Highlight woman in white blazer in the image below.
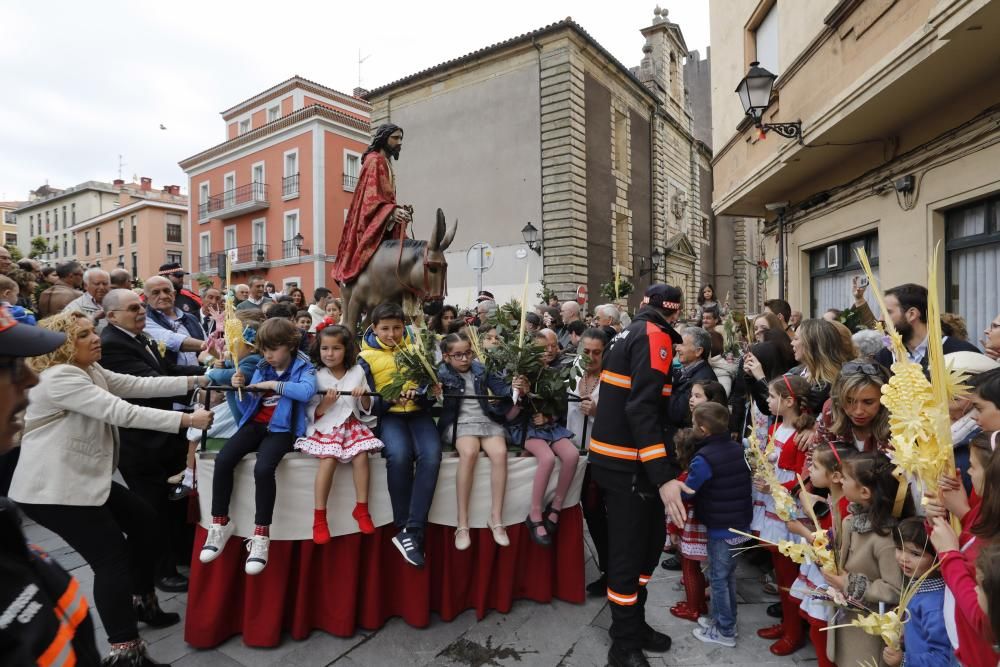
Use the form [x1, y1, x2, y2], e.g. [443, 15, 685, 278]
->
[9, 311, 214, 666]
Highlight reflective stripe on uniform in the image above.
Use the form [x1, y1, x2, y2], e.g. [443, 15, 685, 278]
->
[38, 578, 88, 667]
[638, 574, 651, 587]
[589, 439, 639, 461]
[607, 588, 638, 605]
[661, 384, 672, 397]
[600, 370, 631, 389]
[638, 444, 666, 462]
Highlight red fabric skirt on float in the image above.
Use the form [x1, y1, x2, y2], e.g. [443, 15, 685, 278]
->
[183, 454, 587, 648]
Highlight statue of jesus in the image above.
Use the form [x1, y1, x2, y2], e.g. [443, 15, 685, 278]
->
[332, 123, 412, 285]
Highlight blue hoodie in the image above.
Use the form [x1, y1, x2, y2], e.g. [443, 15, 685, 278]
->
[235, 351, 316, 436]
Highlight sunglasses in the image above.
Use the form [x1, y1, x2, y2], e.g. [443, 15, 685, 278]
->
[841, 361, 887, 380]
[111, 304, 145, 314]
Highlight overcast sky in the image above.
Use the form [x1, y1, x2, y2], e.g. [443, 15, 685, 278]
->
[0, 1, 709, 202]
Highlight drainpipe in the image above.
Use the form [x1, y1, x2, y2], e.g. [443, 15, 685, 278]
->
[532, 37, 544, 287]
[777, 211, 786, 302]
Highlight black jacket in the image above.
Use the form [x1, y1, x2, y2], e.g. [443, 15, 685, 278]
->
[875, 335, 982, 375]
[99, 324, 201, 449]
[0, 499, 100, 666]
[667, 359, 719, 428]
[590, 307, 683, 488]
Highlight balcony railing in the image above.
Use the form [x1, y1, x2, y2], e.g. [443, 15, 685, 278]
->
[198, 182, 269, 221]
[282, 238, 303, 259]
[343, 173, 358, 190]
[198, 243, 269, 273]
[282, 173, 299, 198]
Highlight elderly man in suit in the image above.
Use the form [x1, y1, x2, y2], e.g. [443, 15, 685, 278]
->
[101, 288, 205, 593]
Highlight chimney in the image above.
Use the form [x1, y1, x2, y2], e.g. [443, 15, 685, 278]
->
[140, 177, 152, 191]
[162, 185, 171, 193]
[113, 179, 125, 188]
[169, 185, 181, 195]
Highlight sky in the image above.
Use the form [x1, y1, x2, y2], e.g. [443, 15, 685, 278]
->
[0, 1, 709, 202]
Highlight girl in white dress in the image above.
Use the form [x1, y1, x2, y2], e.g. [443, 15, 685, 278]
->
[295, 324, 383, 542]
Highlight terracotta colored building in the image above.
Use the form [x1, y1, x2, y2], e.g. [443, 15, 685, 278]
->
[179, 76, 372, 296]
[72, 179, 188, 282]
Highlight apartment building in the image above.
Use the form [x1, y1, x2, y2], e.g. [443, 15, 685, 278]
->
[13, 181, 120, 261]
[709, 0, 1000, 338]
[179, 76, 371, 296]
[0, 201, 24, 248]
[72, 179, 188, 283]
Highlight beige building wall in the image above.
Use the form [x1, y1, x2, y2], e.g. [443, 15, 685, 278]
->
[709, 0, 1000, 336]
[13, 184, 121, 261]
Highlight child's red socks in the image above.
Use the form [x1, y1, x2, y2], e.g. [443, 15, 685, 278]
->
[313, 509, 331, 544]
[352, 503, 375, 534]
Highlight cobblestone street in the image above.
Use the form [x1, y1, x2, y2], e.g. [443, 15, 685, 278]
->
[24, 517, 821, 667]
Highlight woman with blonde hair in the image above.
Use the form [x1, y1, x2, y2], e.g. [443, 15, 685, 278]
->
[9, 311, 214, 666]
[789, 319, 855, 415]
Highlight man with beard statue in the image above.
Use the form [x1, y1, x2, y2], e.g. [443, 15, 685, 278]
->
[589, 284, 692, 667]
[332, 123, 413, 285]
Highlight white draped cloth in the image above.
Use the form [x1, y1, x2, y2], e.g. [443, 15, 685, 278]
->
[196, 452, 588, 540]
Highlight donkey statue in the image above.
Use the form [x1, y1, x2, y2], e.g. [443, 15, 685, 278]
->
[340, 207, 457, 331]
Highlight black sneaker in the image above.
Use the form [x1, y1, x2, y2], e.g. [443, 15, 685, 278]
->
[392, 530, 425, 568]
[766, 601, 783, 618]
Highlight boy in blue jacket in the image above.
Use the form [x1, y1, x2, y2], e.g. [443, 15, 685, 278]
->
[683, 402, 753, 648]
[883, 518, 957, 666]
[198, 317, 316, 575]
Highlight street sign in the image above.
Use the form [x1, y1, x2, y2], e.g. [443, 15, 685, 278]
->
[576, 285, 588, 305]
[466, 242, 495, 295]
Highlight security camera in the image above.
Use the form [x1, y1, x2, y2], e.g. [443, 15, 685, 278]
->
[765, 201, 790, 211]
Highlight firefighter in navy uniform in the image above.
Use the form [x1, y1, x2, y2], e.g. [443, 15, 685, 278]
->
[1, 499, 100, 666]
[0, 306, 101, 666]
[589, 284, 692, 667]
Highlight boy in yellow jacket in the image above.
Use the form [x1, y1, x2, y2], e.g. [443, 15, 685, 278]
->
[360, 302, 439, 567]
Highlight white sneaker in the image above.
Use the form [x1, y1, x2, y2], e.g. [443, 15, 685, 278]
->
[199, 521, 235, 563]
[245, 535, 270, 575]
[693, 624, 737, 648]
[697, 616, 739, 638]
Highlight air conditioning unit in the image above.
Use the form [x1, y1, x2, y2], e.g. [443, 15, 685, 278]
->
[826, 245, 840, 268]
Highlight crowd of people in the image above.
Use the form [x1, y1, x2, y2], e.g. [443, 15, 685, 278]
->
[2, 243, 1000, 667]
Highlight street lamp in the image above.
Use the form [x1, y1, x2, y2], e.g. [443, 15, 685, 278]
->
[638, 248, 662, 277]
[521, 221, 542, 255]
[735, 62, 802, 143]
[293, 232, 309, 255]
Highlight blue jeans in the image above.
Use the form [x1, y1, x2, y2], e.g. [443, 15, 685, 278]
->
[380, 412, 442, 532]
[707, 537, 739, 637]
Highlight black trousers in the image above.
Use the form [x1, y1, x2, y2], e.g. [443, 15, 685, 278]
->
[592, 465, 666, 650]
[211, 421, 294, 526]
[581, 464, 609, 574]
[117, 434, 190, 578]
[19, 482, 157, 644]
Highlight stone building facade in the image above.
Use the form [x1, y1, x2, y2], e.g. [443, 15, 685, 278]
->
[366, 10, 709, 311]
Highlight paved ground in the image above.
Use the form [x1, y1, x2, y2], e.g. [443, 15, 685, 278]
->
[22, 518, 821, 667]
